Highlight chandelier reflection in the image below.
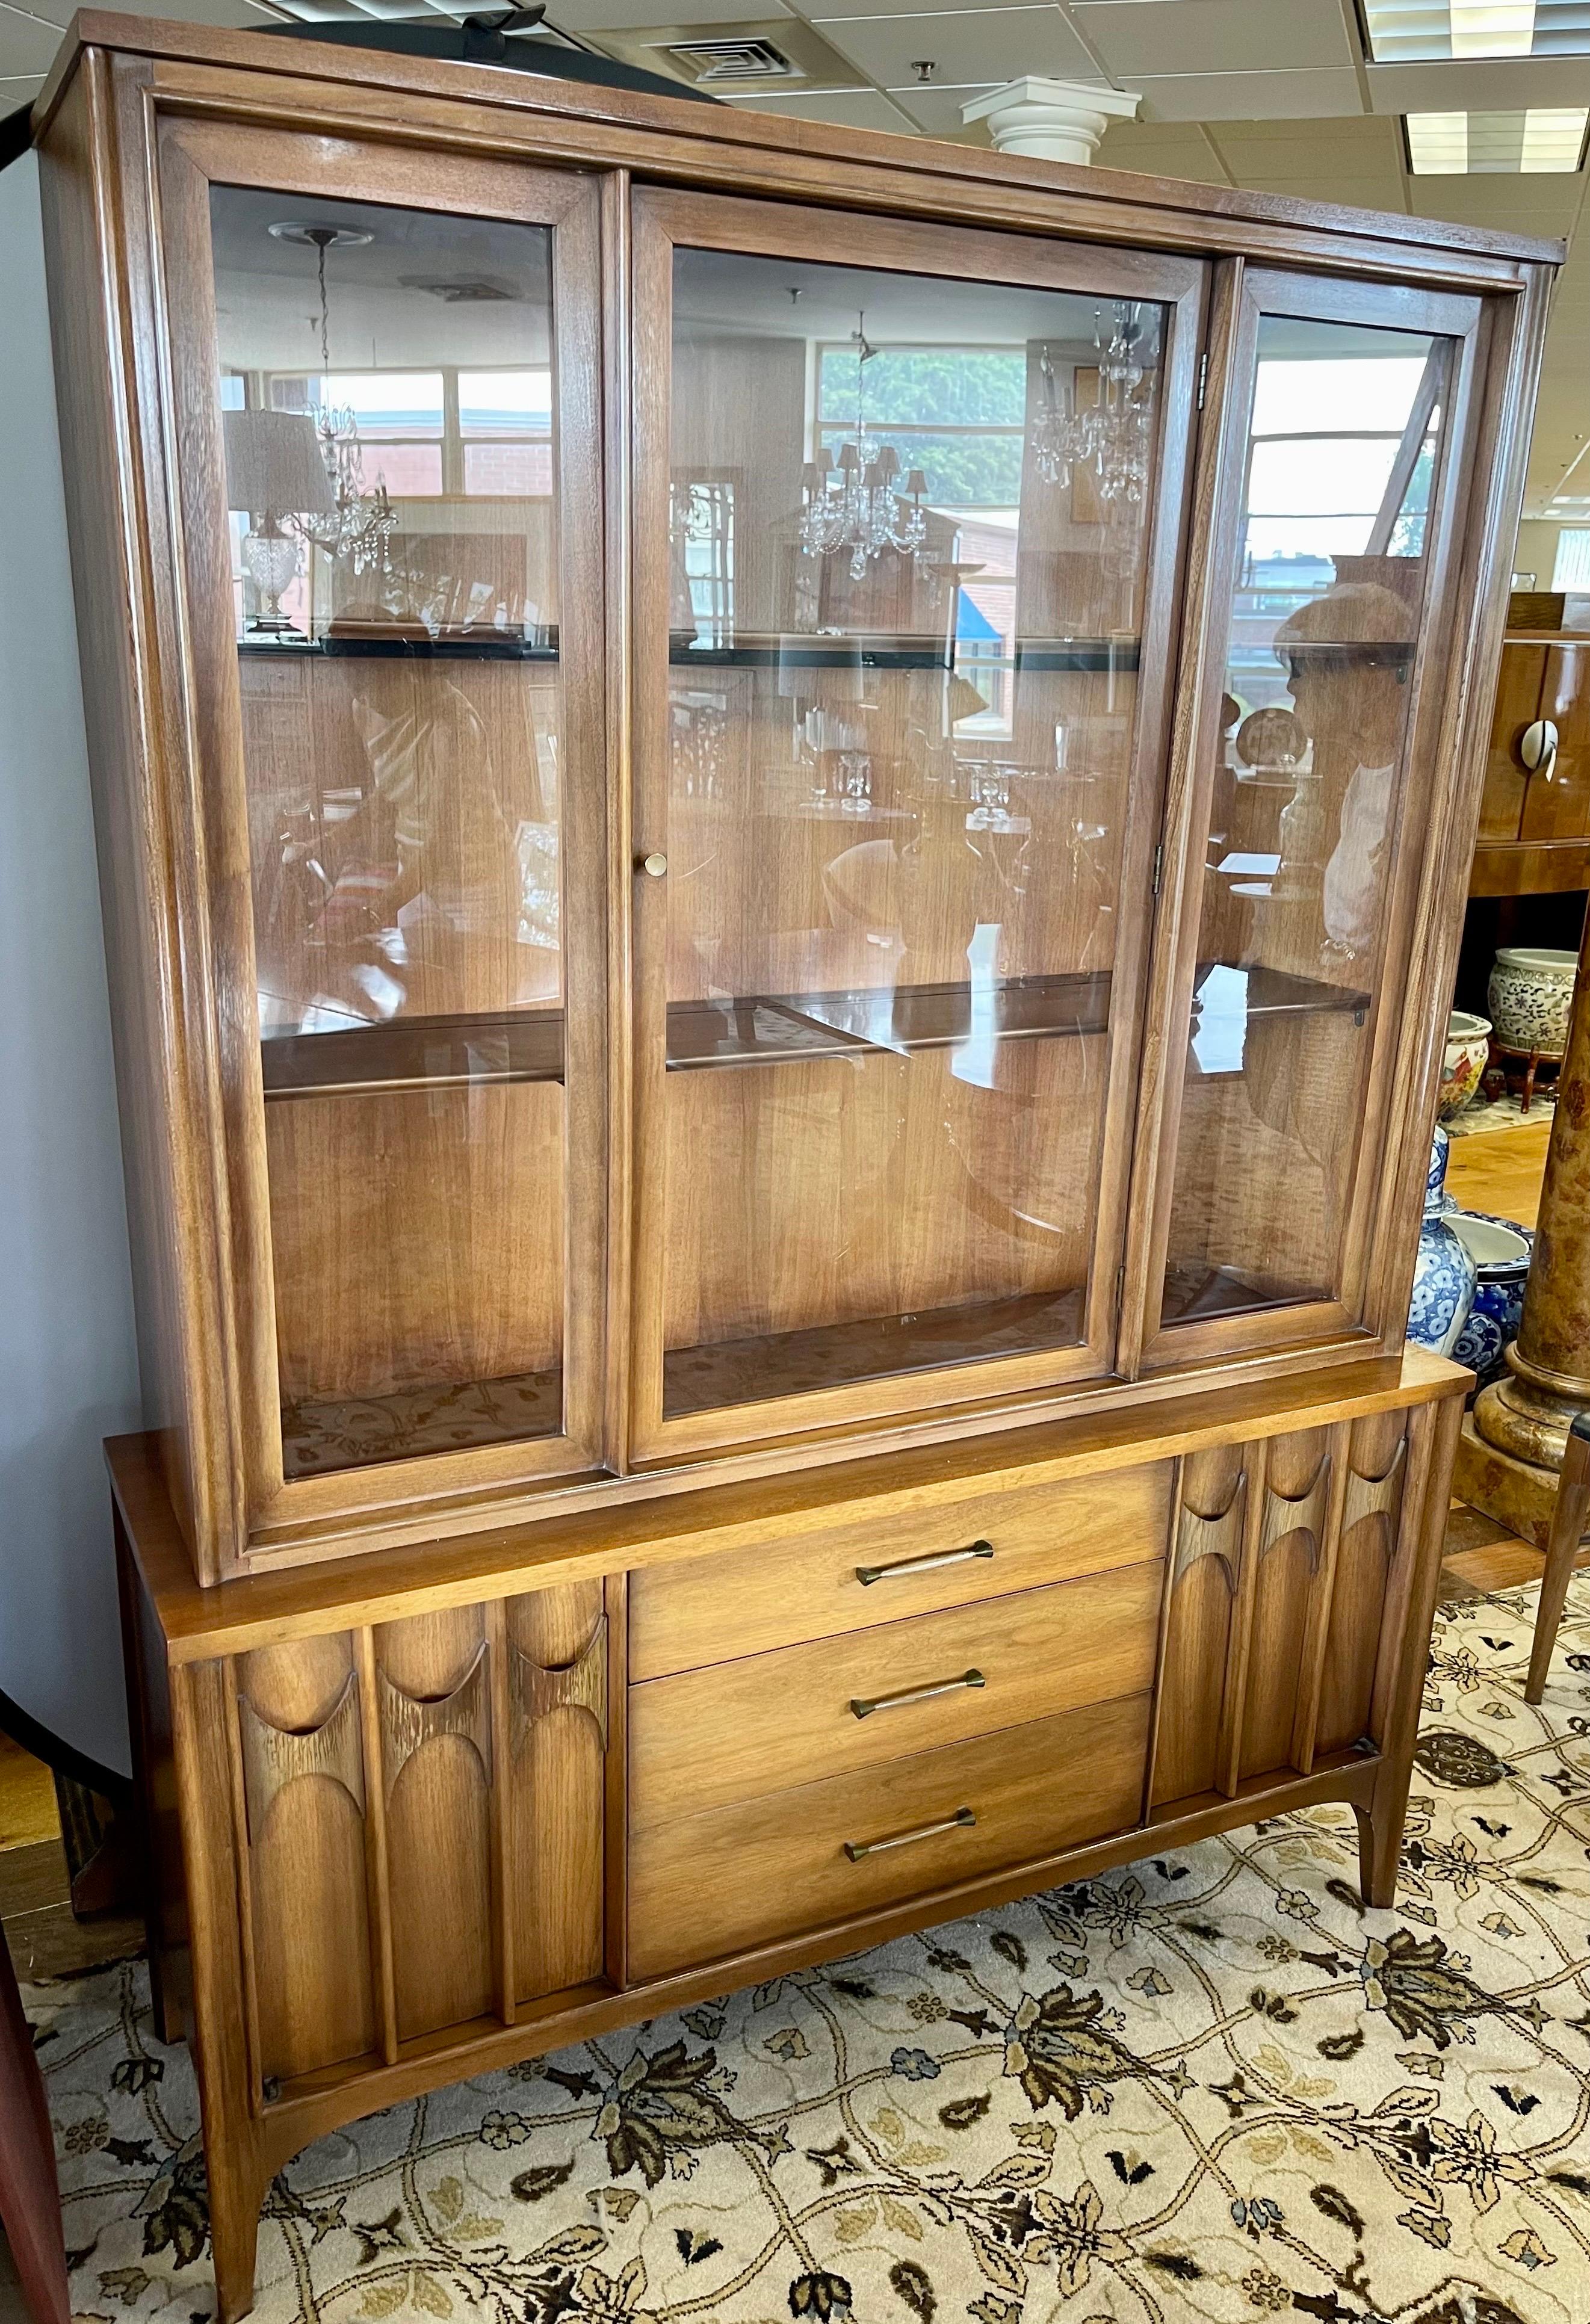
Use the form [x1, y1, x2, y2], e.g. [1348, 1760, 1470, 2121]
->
[1033, 303, 1155, 509]
[799, 314, 930, 579]
[270, 221, 400, 576]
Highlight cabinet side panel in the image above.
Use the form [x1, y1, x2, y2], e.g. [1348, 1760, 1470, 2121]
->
[37, 67, 203, 1556]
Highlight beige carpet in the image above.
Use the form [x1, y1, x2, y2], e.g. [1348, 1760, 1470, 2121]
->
[30, 1574, 1590, 2324]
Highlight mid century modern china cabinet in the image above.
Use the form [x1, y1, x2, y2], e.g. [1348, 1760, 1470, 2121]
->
[34, 11, 1556, 2311]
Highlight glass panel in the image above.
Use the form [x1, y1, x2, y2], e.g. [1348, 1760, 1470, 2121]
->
[658, 246, 1172, 1418]
[1159, 314, 1452, 1329]
[209, 187, 566, 1477]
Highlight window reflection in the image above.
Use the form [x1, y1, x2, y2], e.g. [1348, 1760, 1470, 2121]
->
[659, 247, 1170, 1415]
[209, 185, 568, 1475]
[1161, 317, 1450, 1330]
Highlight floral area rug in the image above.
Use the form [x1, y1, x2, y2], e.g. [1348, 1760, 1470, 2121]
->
[32, 1572, 1590, 2324]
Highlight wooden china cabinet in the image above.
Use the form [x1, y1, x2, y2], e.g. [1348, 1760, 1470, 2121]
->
[34, 13, 1555, 2313]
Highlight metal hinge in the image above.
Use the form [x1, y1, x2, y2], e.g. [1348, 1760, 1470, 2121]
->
[1196, 350, 1208, 410]
[1152, 840, 1164, 896]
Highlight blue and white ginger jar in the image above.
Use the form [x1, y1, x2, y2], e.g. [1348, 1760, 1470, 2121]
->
[1449, 1209, 1533, 1386]
[1408, 1126, 1477, 1358]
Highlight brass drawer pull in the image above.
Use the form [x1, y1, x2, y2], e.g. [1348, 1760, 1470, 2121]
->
[856, 1539, 994, 1586]
[844, 1806, 976, 1863]
[850, 1668, 985, 1720]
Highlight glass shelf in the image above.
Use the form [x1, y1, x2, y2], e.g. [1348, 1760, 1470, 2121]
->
[667, 632, 1142, 675]
[260, 1009, 565, 1102]
[667, 972, 1115, 1071]
[238, 631, 558, 662]
[255, 964, 1371, 1102]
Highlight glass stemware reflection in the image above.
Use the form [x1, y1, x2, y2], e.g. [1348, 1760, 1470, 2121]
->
[838, 752, 873, 815]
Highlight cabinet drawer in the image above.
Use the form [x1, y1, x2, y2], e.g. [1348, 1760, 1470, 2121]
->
[629, 1559, 1163, 1830]
[629, 1463, 1170, 1680]
[630, 1691, 1150, 1981]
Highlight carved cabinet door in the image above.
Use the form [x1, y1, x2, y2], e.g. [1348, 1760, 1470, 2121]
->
[1149, 1408, 1415, 1811]
[229, 1578, 614, 2092]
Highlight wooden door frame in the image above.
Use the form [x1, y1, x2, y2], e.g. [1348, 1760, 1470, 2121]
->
[623, 185, 1210, 1464]
[1116, 264, 1501, 1379]
[149, 114, 613, 1566]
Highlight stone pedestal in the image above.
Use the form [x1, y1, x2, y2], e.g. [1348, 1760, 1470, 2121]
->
[1464, 909, 1590, 1536]
[961, 77, 1140, 166]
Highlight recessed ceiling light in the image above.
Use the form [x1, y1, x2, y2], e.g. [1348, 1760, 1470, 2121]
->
[1364, 1, 1590, 59]
[1405, 105, 1589, 170]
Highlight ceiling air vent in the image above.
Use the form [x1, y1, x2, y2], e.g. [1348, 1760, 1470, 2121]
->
[663, 34, 803, 82]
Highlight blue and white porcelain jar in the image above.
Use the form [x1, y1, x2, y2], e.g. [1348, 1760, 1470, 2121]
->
[1408, 1127, 1477, 1357]
[1449, 1209, 1533, 1386]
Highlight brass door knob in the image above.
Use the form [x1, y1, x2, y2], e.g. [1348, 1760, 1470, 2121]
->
[636, 850, 668, 878]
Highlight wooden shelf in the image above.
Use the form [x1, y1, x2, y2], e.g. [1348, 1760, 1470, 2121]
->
[663, 1285, 1087, 1417]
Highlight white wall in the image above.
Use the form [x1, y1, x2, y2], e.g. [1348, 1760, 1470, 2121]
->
[0, 153, 141, 1778]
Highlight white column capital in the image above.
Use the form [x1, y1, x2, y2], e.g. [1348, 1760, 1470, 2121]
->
[960, 76, 1141, 165]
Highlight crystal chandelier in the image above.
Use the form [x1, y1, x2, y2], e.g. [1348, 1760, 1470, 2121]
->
[1032, 304, 1155, 509]
[799, 314, 930, 580]
[270, 221, 400, 577]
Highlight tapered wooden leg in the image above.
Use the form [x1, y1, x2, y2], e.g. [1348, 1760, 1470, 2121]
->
[1353, 1799, 1400, 1911]
[206, 2146, 269, 2324]
[1526, 1412, 1590, 1704]
[0, 1930, 71, 2324]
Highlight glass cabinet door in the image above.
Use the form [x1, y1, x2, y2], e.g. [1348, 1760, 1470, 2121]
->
[630, 193, 1204, 1451]
[1140, 272, 1481, 1361]
[161, 131, 605, 1500]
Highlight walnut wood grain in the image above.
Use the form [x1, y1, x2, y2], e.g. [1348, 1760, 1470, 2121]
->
[629, 1691, 1151, 1980]
[630, 1463, 1168, 1678]
[629, 1560, 1163, 1830]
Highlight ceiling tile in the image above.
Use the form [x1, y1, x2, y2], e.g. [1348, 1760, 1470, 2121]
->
[0, 12, 60, 73]
[1366, 55, 1590, 110]
[1208, 111, 1391, 146]
[1070, 0, 1351, 79]
[1135, 63, 1363, 117]
[719, 83, 915, 125]
[1097, 122, 1233, 176]
[881, 78, 998, 129]
[1409, 179, 1582, 230]
[549, 0, 791, 28]
[819, 6, 1098, 88]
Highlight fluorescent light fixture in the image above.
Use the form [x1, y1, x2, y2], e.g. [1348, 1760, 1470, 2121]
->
[1405, 105, 1588, 168]
[1364, 0, 1590, 59]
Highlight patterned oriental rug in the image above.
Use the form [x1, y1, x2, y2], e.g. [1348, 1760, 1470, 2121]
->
[31, 1574, 1590, 2324]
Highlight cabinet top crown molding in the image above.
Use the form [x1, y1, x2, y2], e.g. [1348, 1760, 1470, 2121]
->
[34, 8, 1564, 276]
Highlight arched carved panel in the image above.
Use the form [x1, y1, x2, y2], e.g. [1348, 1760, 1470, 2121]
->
[1317, 1429, 1409, 1757]
[237, 1670, 365, 1840]
[377, 1642, 493, 1798]
[1151, 1454, 1246, 1808]
[513, 1616, 609, 1751]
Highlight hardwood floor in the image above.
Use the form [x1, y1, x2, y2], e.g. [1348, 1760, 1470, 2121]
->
[0, 1738, 143, 1983]
[1444, 1119, 1551, 1228]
